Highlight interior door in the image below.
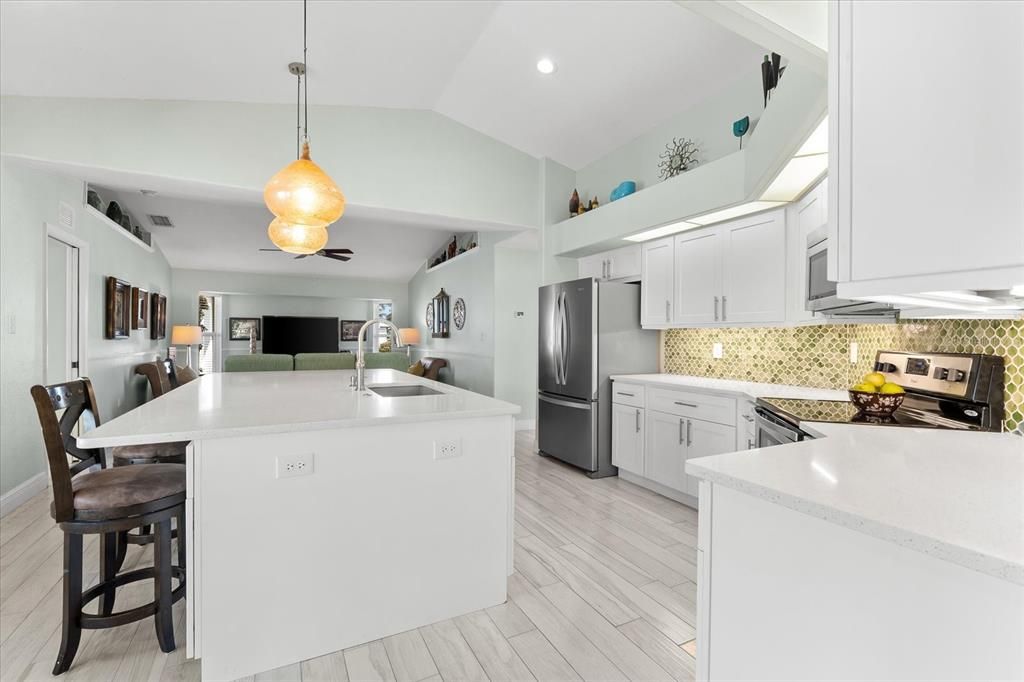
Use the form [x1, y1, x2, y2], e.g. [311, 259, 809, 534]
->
[645, 409, 686, 492]
[46, 236, 80, 384]
[641, 238, 674, 326]
[559, 278, 595, 400]
[721, 212, 787, 323]
[674, 230, 721, 324]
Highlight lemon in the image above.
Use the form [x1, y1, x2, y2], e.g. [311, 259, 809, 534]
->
[851, 383, 877, 393]
[863, 372, 887, 388]
[879, 383, 905, 394]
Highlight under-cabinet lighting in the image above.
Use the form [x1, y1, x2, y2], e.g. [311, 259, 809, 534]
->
[1011, 284, 1024, 297]
[623, 220, 701, 242]
[688, 201, 786, 226]
[759, 154, 828, 202]
[920, 291, 997, 305]
[851, 294, 1000, 312]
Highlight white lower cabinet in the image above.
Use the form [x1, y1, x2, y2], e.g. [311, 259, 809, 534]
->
[645, 409, 688, 492]
[684, 418, 736, 497]
[611, 402, 644, 472]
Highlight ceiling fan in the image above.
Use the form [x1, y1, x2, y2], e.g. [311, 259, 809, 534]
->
[259, 247, 353, 262]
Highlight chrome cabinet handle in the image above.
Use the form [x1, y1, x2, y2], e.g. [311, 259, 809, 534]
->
[742, 414, 754, 422]
[714, 296, 719, 321]
[674, 401, 698, 408]
[606, 259, 613, 279]
[602, 260, 608, 279]
[635, 409, 641, 433]
[722, 295, 727, 320]
[747, 438, 755, 449]
[686, 419, 692, 447]
[617, 391, 635, 397]
[679, 418, 684, 445]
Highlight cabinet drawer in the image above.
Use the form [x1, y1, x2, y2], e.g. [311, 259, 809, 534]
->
[611, 382, 645, 407]
[647, 387, 736, 426]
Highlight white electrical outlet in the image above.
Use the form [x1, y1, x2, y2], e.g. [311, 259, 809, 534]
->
[276, 453, 314, 478]
[849, 342, 859, 364]
[712, 342, 724, 359]
[434, 439, 461, 460]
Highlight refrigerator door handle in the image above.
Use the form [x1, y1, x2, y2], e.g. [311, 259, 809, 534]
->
[539, 393, 592, 410]
[559, 290, 569, 386]
[552, 290, 562, 384]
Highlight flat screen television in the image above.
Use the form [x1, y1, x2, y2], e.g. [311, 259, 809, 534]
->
[262, 315, 339, 355]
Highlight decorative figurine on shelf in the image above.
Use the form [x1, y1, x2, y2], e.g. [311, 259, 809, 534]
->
[657, 138, 700, 180]
[761, 52, 785, 108]
[447, 236, 457, 259]
[733, 116, 750, 149]
[589, 197, 599, 211]
[610, 181, 636, 202]
[569, 189, 580, 217]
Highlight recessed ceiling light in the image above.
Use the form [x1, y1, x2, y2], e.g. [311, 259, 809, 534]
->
[536, 58, 556, 75]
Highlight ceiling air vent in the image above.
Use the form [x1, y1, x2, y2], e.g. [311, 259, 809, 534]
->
[147, 214, 174, 227]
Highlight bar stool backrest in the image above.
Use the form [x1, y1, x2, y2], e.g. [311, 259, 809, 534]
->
[29, 378, 107, 523]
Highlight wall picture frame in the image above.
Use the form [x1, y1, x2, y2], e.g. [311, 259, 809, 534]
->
[105, 277, 131, 339]
[131, 287, 148, 330]
[229, 317, 261, 341]
[150, 293, 167, 340]
[340, 320, 363, 342]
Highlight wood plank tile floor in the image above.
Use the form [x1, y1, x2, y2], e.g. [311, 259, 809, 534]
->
[0, 432, 699, 681]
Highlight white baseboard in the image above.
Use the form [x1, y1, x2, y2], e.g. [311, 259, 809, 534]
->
[515, 419, 535, 431]
[0, 472, 48, 518]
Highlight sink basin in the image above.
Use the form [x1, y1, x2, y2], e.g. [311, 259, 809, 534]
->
[368, 384, 444, 398]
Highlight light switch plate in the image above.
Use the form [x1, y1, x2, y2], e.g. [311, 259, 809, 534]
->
[712, 342, 723, 359]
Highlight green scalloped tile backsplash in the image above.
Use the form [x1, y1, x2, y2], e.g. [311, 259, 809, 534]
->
[663, 320, 1024, 433]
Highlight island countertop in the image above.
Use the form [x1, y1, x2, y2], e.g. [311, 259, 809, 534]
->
[79, 369, 520, 448]
[687, 425, 1024, 585]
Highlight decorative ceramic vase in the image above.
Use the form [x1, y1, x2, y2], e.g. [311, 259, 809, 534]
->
[610, 181, 636, 202]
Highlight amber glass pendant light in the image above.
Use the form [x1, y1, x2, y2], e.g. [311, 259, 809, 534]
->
[264, 0, 345, 254]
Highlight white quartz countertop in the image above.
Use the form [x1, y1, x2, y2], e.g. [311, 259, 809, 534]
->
[79, 369, 520, 448]
[688, 425, 1024, 585]
[611, 374, 848, 402]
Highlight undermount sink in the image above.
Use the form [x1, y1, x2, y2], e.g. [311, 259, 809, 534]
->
[368, 384, 444, 398]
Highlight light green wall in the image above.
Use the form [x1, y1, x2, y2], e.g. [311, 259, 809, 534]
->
[574, 71, 764, 207]
[0, 96, 541, 229]
[0, 159, 172, 496]
[494, 246, 540, 421]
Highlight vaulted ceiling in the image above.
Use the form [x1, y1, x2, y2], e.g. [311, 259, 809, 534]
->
[0, 0, 766, 169]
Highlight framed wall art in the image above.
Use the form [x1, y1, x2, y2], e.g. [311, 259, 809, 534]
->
[105, 277, 131, 339]
[150, 293, 167, 340]
[229, 317, 261, 341]
[340, 320, 363, 342]
[131, 287, 148, 330]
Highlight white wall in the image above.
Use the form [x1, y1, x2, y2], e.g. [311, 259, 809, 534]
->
[0, 96, 541, 230]
[0, 158, 172, 497]
[574, 71, 764, 206]
[493, 245, 540, 423]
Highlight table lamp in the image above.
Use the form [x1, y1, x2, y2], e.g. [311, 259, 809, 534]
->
[170, 325, 202, 368]
[398, 328, 420, 358]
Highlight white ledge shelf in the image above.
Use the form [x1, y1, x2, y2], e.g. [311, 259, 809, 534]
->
[425, 244, 479, 273]
[84, 204, 155, 253]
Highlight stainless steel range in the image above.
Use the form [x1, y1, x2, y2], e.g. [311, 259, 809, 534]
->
[755, 350, 1006, 447]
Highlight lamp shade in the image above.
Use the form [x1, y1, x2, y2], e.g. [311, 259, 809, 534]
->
[267, 218, 329, 255]
[264, 142, 346, 227]
[398, 328, 421, 345]
[170, 325, 202, 345]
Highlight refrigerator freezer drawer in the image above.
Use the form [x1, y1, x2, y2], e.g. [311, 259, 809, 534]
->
[537, 393, 598, 472]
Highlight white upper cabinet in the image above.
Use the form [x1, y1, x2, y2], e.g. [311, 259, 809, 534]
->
[640, 208, 789, 328]
[787, 178, 827, 324]
[641, 238, 674, 326]
[578, 245, 641, 282]
[720, 211, 787, 323]
[674, 230, 721, 325]
[830, 0, 1024, 293]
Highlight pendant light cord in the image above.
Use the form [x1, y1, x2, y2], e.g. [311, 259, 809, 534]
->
[303, 0, 308, 144]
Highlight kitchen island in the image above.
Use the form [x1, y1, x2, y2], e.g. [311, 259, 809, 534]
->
[686, 425, 1023, 681]
[78, 369, 520, 681]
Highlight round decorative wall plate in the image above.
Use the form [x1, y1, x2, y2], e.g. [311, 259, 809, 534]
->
[453, 298, 466, 330]
[425, 302, 434, 330]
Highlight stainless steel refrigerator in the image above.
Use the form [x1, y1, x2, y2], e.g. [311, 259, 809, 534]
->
[537, 277, 657, 478]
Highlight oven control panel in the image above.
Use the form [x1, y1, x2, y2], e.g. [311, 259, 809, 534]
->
[875, 351, 974, 398]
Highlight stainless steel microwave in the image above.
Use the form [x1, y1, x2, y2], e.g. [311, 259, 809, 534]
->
[805, 225, 895, 316]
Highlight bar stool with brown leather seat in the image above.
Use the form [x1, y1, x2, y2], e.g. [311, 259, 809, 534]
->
[112, 359, 195, 467]
[30, 378, 185, 675]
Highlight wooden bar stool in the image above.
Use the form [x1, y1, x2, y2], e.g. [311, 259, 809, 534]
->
[30, 378, 186, 675]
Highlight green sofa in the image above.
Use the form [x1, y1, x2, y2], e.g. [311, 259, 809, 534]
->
[294, 353, 356, 371]
[223, 354, 294, 372]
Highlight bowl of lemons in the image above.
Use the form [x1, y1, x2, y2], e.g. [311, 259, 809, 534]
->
[849, 372, 906, 416]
